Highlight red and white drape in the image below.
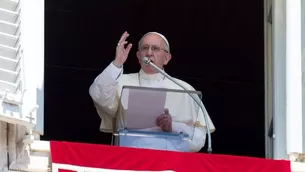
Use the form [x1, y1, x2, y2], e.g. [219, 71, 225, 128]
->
[50, 141, 291, 172]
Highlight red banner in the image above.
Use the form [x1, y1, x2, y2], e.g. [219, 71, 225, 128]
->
[50, 141, 291, 172]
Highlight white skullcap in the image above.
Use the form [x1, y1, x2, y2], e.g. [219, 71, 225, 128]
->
[139, 32, 170, 52]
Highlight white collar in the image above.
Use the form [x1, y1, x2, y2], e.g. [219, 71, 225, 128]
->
[139, 69, 165, 82]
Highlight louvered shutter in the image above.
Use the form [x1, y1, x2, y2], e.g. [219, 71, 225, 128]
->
[0, 0, 44, 135]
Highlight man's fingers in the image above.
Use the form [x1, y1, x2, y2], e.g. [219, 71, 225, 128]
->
[156, 115, 167, 126]
[156, 115, 163, 126]
[158, 116, 171, 125]
[159, 119, 170, 126]
[157, 114, 167, 121]
[125, 43, 132, 54]
[156, 111, 171, 127]
[116, 41, 126, 49]
[159, 120, 172, 132]
[156, 115, 172, 132]
[118, 32, 127, 42]
[119, 31, 129, 43]
[164, 108, 169, 114]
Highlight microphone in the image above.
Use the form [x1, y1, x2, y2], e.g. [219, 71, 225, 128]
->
[142, 57, 212, 153]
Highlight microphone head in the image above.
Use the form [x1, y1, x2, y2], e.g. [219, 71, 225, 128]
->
[142, 57, 151, 65]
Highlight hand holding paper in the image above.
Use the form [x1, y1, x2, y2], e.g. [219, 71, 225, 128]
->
[156, 108, 172, 132]
[124, 87, 167, 129]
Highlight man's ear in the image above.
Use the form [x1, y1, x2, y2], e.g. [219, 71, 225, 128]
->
[136, 51, 141, 63]
[163, 53, 172, 65]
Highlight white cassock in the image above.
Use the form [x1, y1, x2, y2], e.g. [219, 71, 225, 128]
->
[89, 62, 216, 152]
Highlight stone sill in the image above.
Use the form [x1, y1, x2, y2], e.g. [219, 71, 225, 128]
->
[291, 162, 305, 172]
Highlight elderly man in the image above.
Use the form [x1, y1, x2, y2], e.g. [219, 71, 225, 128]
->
[89, 31, 215, 152]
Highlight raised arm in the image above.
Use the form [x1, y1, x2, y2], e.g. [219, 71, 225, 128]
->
[89, 62, 123, 116]
[89, 31, 133, 118]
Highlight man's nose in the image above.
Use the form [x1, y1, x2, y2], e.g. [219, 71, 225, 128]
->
[145, 48, 153, 57]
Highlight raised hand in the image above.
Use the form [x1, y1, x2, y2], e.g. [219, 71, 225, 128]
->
[113, 31, 133, 68]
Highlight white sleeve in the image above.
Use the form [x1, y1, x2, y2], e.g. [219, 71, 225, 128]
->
[89, 61, 123, 117]
[171, 122, 206, 152]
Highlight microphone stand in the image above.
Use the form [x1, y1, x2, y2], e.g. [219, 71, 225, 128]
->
[143, 57, 212, 153]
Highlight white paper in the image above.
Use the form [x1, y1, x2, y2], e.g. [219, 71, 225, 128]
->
[125, 88, 167, 129]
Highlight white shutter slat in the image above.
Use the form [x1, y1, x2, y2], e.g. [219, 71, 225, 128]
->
[0, 44, 18, 59]
[0, 56, 18, 71]
[0, 0, 18, 11]
[0, 8, 18, 23]
[0, 81, 17, 93]
[0, 21, 18, 35]
[0, 32, 18, 47]
[0, 68, 18, 83]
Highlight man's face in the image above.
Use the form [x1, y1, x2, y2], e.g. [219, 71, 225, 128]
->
[137, 34, 171, 74]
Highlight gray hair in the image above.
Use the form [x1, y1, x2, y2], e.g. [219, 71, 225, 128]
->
[138, 32, 170, 52]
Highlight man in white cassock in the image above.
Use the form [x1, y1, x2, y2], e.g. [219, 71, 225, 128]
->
[89, 31, 215, 152]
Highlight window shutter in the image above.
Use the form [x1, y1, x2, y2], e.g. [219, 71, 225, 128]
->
[0, 0, 44, 136]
